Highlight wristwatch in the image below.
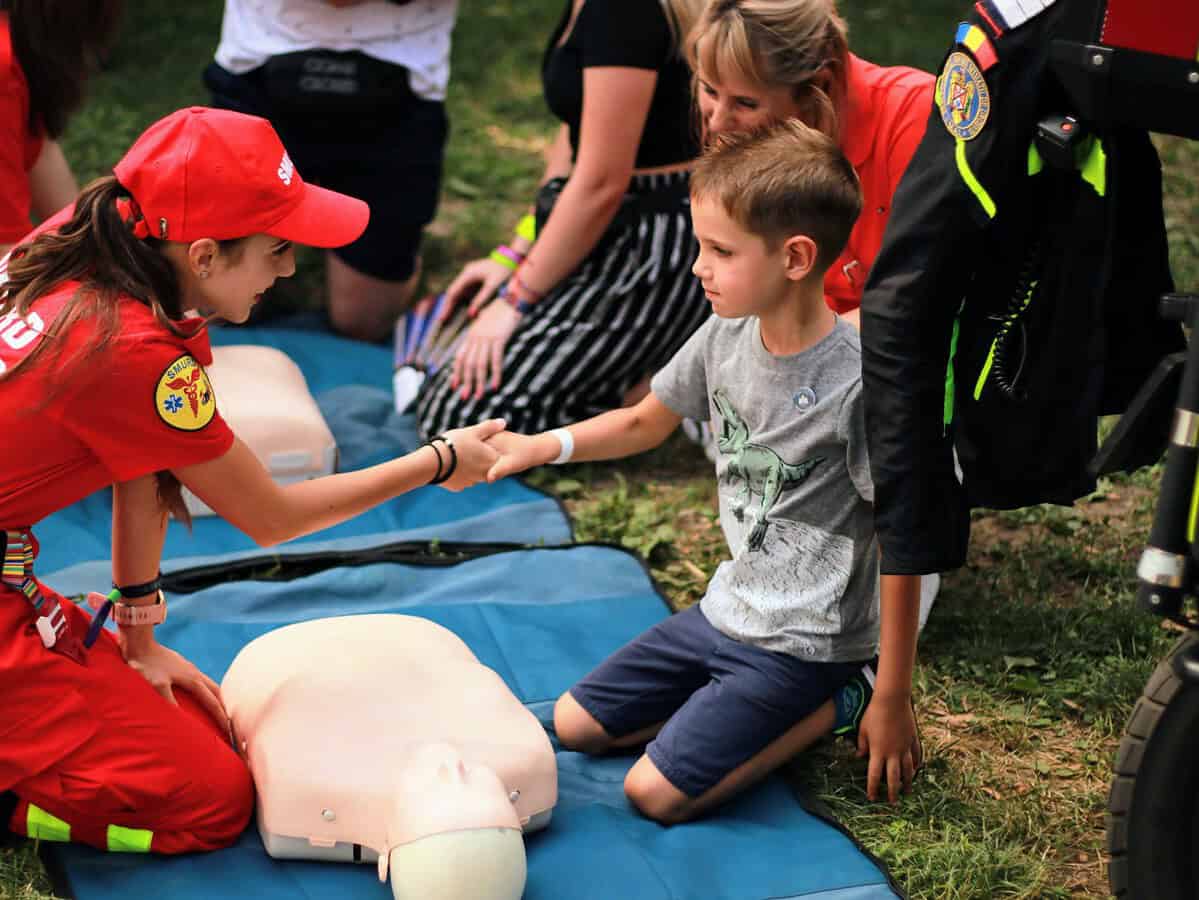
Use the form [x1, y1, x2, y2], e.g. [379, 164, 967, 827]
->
[111, 590, 168, 626]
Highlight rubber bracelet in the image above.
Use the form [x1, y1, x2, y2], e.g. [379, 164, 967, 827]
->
[488, 246, 521, 271]
[515, 213, 536, 243]
[498, 282, 535, 316]
[113, 574, 162, 599]
[429, 435, 458, 485]
[549, 428, 574, 464]
[424, 440, 445, 485]
[511, 269, 545, 302]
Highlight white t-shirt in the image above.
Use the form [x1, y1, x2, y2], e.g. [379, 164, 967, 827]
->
[214, 0, 458, 101]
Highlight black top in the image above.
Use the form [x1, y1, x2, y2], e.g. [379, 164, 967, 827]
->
[858, 0, 1183, 574]
[542, 0, 697, 168]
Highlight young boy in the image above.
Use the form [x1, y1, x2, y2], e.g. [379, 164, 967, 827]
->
[486, 121, 922, 824]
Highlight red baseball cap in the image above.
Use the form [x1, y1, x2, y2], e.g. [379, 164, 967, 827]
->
[113, 107, 369, 247]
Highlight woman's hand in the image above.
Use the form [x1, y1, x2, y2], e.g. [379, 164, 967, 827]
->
[451, 300, 522, 400]
[442, 257, 513, 321]
[436, 418, 508, 491]
[119, 633, 228, 730]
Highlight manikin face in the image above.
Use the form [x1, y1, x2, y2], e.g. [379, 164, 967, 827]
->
[696, 67, 807, 137]
[690, 195, 793, 321]
[196, 234, 295, 323]
[385, 743, 525, 900]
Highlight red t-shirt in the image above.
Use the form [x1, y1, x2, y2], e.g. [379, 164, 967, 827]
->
[0, 283, 234, 528]
[826, 54, 934, 314]
[0, 13, 44, 246]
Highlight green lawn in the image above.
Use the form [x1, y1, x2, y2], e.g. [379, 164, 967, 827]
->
[2, 1, 1197, 898]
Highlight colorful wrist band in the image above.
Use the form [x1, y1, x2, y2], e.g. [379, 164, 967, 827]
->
[515, 213, 536, 243]
[498, 282, 535, 316]
[549, 428, 574, 464]
[489, 245, 523, 271]
[511, 270, 545, 302]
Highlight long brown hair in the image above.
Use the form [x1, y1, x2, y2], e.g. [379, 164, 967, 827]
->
[4, 0, 125, 138]
[1, 175, 239, 524]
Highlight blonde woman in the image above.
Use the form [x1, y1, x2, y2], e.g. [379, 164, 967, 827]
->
[416, 0, 705, 437]
[685, 0, 934, 327]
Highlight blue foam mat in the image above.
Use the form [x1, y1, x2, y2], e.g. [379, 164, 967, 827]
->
[45, 546, 901, 900]
[34, 327, 572, 596]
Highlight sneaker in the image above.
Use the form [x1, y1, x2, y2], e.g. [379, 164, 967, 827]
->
[832, 659, 877, 737]
[681, 418, 719, 464]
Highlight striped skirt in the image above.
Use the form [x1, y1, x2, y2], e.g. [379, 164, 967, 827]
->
[415, 170, 708, 437]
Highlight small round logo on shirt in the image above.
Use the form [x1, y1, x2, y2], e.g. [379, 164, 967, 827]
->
[792, 388, 817, 411]
[938, 51, 990, 141]
[156, 354, 215, 431]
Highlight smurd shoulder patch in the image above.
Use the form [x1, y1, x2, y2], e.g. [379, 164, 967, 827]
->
[155, 354, 216, 431]
[938, 51, 991, 141]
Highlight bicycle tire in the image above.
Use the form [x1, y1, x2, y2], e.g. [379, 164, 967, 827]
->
[1107, 632, 1199, 897]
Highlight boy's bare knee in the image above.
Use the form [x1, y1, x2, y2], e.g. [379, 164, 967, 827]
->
[623, 757, 694, 826]
[553, 692, 612, 753]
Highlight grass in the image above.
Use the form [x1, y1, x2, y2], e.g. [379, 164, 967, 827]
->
[2, 0, 1197, 898]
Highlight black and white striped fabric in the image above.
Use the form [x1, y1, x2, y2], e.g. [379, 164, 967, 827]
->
[416, 171, 708, 437]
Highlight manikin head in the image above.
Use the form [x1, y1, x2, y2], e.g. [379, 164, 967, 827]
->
[382, 742, 526, 900]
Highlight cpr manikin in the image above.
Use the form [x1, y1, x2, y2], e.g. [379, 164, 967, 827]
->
[221, 615, 557, 900]
[183, 344, 337, 516]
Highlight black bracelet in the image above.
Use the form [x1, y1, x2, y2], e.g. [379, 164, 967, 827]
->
[113, 573, 162, 600]
[424, 440, 445, 485]
[428, 434, 457, 485]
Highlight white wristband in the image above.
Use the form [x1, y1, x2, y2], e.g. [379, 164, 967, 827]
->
[549, 428, 574, 464]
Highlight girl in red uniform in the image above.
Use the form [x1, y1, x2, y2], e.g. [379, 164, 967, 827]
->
[0, 106, 505, 854]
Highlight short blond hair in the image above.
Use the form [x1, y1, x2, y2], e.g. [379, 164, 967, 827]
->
[690, 120, 861, 273]
[685, 0, 850, 139]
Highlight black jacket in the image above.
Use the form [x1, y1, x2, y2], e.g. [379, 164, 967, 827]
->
[860, 0, 1184, 575]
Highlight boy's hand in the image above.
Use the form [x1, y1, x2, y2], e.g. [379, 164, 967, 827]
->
[856, 692, 919, 804]
[486, 431, 560, 482]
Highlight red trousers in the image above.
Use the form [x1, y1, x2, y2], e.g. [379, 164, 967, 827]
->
[1, 584, 253, 853]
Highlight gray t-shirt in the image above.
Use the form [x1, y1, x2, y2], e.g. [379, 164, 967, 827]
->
[652, 316, 879, 662]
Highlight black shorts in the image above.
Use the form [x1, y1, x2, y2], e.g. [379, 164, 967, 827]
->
[204, 60, 447, 282]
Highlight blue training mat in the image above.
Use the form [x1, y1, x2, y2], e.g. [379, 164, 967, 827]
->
[33, 326, 573, 597]
[44, 545, 901, 900]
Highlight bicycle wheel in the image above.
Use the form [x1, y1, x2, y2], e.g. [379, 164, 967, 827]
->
[1108, 632, 1199, 897]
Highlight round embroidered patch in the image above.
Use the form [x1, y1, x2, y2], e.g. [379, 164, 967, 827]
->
[155, 354, 215, 431]
[939, 51, 991, 141]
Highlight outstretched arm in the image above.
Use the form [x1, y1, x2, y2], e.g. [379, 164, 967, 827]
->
[488, 392, 682, 481]
[174, 419, 507, 547]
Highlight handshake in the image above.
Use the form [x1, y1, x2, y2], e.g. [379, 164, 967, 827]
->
[426, 419, 566, 492]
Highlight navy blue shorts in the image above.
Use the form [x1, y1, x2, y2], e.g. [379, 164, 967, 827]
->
[569, 605, 864, 797]
[204, 62, 446, 282]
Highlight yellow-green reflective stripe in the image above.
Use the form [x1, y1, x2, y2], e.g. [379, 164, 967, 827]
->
[26, 804, 70, 842]
[944, 314, 962, 431]
[1078, 138, 1107, 196]
[107, 824, 153, 853]
[973, 339, 998, 400]
[1188, 465, 1199, 545]
[955, 139, 996, 218]
[1027, 142, 1044, 176]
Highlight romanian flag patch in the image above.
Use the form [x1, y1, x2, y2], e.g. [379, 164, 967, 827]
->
[955, 21, 999, 70]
